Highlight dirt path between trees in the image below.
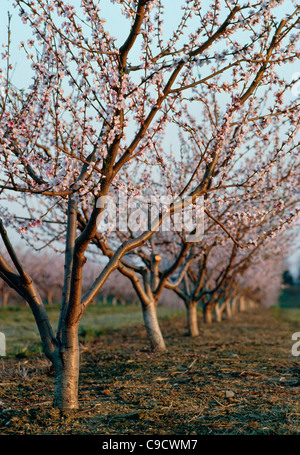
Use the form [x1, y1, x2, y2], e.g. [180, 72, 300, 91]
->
[0, 307, 299, 435]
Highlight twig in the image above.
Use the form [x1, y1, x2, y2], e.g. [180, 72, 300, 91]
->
[173, 358, 198, 375]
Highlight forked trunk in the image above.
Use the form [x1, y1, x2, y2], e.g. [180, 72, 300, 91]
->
[53, 324, 80, 410]
[203, 305, 213, 324]
[142, 299, 166, 352]
[186, 301, 199, 336]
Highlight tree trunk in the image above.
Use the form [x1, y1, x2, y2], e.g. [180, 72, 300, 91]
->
[231, 297, 237, 315]
[2, 291, 9, 307]
[239, 295, 246, 312]
[203, 305, 213, 324]
[47, 290, 53, 306]
[142, 299, 166, 352]
[53, 324, 80, 410]
[186, 301, 199, 336]
[248, 298, 255, 309]
[224, 299, 232, 318]
[214, 304, 222, 322]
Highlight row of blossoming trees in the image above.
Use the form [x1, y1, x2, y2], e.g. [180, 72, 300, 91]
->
[0, 249, 147, 306]
[0, 0, 299, 410]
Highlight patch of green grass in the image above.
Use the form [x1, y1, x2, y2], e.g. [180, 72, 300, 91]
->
[78, 305, 185, 341]
[270, 306, 300, 327]
[0, 302, 184, 356]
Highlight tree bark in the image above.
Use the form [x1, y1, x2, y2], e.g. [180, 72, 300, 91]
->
[53, 324, 80, 410]
[142, 299, 166, 352]
[231, 297, 237, 315]
[47, 290, 53, 306]
[224, 299, 232, 318]
[248, 298, 255, 309]
[214, 304, 222, 322]
[239, 295, 246, 312]
[2, 291, 9, 307]
[186, 301, 199, 336]
[203, 305, 213, 324]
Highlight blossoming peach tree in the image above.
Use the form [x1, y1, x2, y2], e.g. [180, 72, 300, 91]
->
[0, 0, 299, 410]
[85, 44, 300, 343]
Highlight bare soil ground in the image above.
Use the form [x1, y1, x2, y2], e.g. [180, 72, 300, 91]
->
[0, 307, 300, 435]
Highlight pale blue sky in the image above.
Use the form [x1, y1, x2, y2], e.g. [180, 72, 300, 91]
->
[1, 0, 298, 87]
[0, 0, 299, 270]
